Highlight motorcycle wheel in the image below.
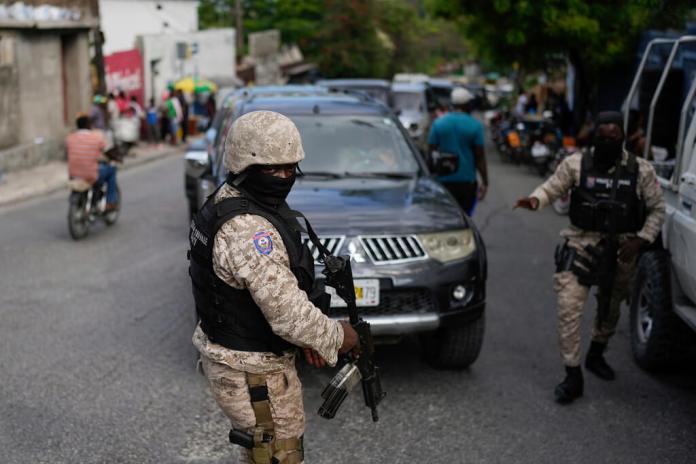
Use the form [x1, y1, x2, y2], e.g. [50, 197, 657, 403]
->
[68, 192, 89, 240]
[103, 185, 121, 226]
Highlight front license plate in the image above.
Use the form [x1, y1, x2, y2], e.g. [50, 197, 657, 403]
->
[326, 279, 380, 308]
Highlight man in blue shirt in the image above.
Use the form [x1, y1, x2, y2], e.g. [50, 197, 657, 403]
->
[428, 87, 488, 215]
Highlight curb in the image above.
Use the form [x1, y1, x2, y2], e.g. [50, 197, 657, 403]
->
[0, 146, 182, 209]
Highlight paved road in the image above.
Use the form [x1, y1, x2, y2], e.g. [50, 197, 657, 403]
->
[1, 152, 695, 463]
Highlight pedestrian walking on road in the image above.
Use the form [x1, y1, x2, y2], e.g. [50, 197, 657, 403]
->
[428, 87, 489, 216]
[145, 98, 159, 145]
[514, 111, 665, 404]
[176, 89, 190, 143]
[188, 110, 359, 464]
[89, 95, 108, 130]
[106, 93, 120, 129]
[166, 92, 182, 145]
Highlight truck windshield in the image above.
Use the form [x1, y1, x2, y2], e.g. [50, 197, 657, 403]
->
[290, 114, 420, 176]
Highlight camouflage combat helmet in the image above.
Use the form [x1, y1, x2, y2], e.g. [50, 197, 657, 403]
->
[224, 110, 305, 174]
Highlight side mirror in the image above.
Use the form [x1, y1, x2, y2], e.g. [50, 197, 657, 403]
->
[431, 151, 459, 176]
[185, 149, 211, 177]
[205, 127, 217, 145]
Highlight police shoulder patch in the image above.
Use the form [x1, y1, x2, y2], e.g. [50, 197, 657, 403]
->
[253, 230, 273, 255]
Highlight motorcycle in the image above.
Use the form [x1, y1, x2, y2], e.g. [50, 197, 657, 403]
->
[67, 152, 122, 240]
[491, 112, 524, 164]
[519, 113, 562, 176]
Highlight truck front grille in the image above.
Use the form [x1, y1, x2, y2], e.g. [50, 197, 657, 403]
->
[327, 289, 436, 317]
[302, 236, 345, 262]
[359, 235, 427, 264]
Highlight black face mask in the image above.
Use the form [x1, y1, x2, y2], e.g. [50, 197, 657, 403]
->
[593, 137, 623, 170]
[240, 169, 296, 208]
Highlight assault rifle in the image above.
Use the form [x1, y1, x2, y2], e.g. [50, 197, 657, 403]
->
[318, 255, 385, 422]
[572, 163, 624, 324]
[579, 233, 619, 324]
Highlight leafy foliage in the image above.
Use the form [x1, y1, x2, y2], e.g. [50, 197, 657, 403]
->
[197, 0, 470, 78]
[428, 0, 692, 74]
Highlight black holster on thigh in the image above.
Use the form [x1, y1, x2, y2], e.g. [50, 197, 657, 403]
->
[229, 373, 304, 464]
[555, 241, 596, 287]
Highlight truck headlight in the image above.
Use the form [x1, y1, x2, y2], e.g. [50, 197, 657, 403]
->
[417, 229, 476, 263]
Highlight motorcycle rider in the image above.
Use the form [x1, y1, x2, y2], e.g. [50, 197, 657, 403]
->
[66, 114, 119, 210]
[514, 111, 665, 403]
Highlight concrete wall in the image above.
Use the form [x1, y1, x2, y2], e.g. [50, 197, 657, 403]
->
[0, 31, 19, 150]
[62, 32, 92, 125]
[99, 0, 198, 54]
[15, 32, 65, 144]
[0, 28, 92, 172]
[139, 28, 235, 102]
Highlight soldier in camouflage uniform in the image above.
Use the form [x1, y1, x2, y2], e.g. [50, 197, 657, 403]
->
[516, 112, 665, 404]
[189, 111, 359, 463]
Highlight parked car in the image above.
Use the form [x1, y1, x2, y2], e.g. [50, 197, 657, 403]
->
[427, 78, 454, 110]
[316, 78, 392, 106]
[189, 87, 488, 368]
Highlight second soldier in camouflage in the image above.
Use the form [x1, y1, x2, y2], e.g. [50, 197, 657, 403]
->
[515, 111, 665, 404]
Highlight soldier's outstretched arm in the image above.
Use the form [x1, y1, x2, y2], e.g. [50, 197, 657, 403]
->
[214, 216, 344, 365]
[529, 154, 579, 209]
[636, 161, 666, 243]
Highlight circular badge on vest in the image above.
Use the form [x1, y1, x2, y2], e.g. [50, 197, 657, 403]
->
[253, 230, 273, 255]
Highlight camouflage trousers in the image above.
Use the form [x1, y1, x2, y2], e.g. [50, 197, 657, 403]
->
[201, 357, 305, 464]
[553, 243, 637, 367]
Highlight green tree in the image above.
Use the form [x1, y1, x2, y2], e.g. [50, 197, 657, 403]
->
[429, 0, 693, 128]
[317, 0, 390, 78]
[199, 0, 324, 56]
[197, 0, 472, 78]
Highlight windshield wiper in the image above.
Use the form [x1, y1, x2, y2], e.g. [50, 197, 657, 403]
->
[350, 119, 376, 128]
[343, 172, 416, 179]
[300, 171, 344, 179]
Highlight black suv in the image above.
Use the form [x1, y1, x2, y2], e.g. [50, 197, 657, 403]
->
[190, 87, 487, 368]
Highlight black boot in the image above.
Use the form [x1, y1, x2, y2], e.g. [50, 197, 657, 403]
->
[554, 366, 584, 404]
[585, 341, 615, 381]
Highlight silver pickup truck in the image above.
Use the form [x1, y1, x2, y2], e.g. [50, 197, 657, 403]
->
[623, 36, 696, 370]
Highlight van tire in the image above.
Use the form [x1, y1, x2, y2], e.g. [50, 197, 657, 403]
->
[630, 250, 688, 371]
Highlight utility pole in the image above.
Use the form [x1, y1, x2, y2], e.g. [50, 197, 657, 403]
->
[91, 0, 106, 94]
[235, 0, 243, 64]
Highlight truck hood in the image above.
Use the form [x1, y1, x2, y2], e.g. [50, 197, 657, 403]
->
[287, 176, 466, 236]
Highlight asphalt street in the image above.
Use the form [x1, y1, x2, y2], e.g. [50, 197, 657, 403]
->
[1, 150, 695, 464]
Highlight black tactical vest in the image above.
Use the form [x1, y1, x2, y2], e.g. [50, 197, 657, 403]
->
[569, 152, 646, 234]
[188, 184, 331, 355]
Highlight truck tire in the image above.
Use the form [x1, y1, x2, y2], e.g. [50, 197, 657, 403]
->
[421, 314, 485, 369]
[630, 250, 688, 371]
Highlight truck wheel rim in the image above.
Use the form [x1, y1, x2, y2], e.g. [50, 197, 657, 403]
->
[637, 292, 654, 344]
